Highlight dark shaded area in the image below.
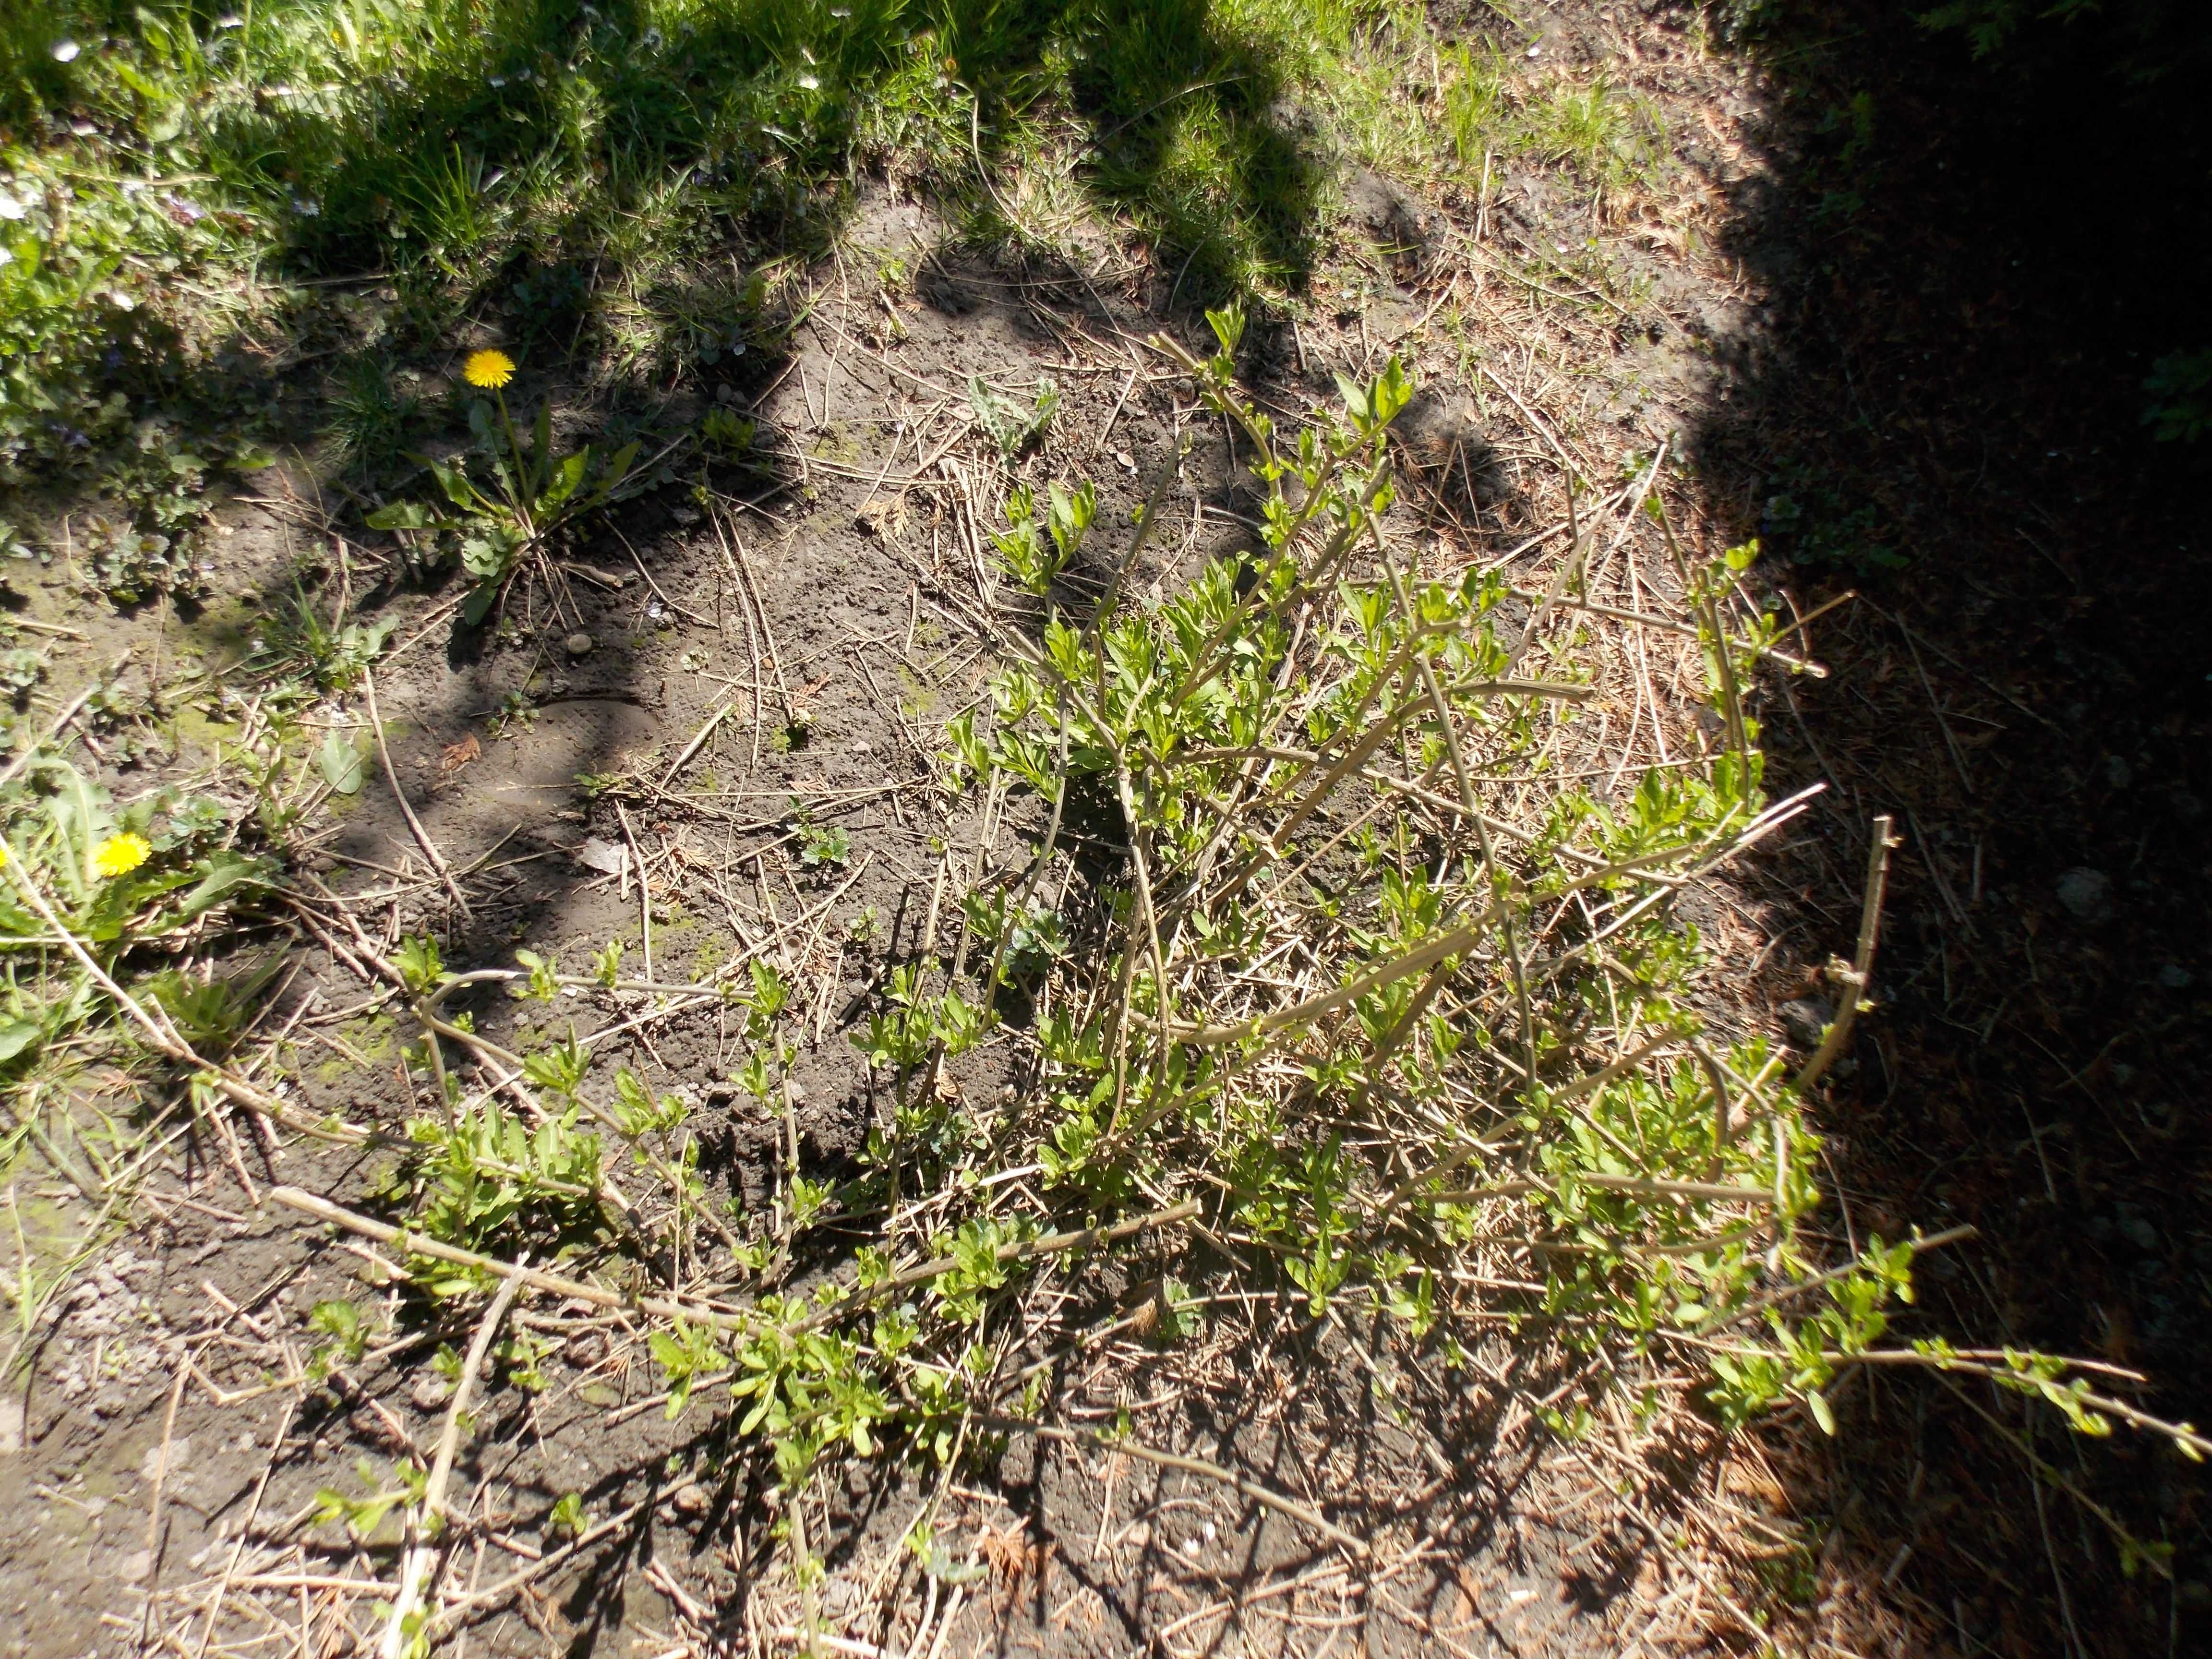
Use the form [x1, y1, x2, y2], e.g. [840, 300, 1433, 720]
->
[1692, 0, 2212, 1645]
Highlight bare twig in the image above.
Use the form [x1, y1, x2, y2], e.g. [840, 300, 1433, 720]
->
[1793, 814, 1897, 1093]
[984, 1417, 1369, 1556]
[138, 1348, 191, 1647]
[362, 670, 470, 917]
[379, 1267, 527, 1659]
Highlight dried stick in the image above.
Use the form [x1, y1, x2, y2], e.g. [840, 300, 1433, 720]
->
[0, 663, 115, 790]
[380, 1267, 526, 1659]
[1375, 535, 1537, 1090]
[1377, 1034, 1678, 1216]
[1178, 903, 1503, 1046]
[1505, 584, 1828, 675]
[362, 670, 469, 918]
[984, 1417, 1369, 1556]
[192, 1402, 295, 1659]
[724, 521, 792, 713]
[272, 1186, 745, 1325]
[615, 801, 651, 983]
[138, 1346, 192, 1647]
[423, 1498, 654, 1635]
[1650, 489, 1748, 767]
[660, 696, 742, 791]
[1827, 1351, 2212, 1460]
[709, 502, 769, 767]
[613, 525, 712, 628]
[272, 1187, 1200, 1340]
[793, 1199, 1202, 1333]
[1435, 1173, 1780, 1204]
[1793, 814, 1896, 1093]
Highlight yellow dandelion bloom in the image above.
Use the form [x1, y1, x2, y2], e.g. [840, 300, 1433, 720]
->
[0, 842, 10, 868]
[463, 349, 516, 389]
[93, 832, 152, 879]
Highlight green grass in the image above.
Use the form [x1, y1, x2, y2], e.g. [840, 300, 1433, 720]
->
[1521, 75, 1662, 190]
[3, 2, 1340, 342]
[325, 349, 419, 475]
[0, 0, 1394, 530]
[0, 1, 1672, 528]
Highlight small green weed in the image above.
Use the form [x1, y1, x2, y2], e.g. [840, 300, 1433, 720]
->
[327, 352, 421, 477]
[366, 349, 640, 622]
[798, 821, 851, 871]
[1762, 464, 1907, 572]
[1519, 76, 1664, 192]
[701, 407, 757, 459]
[249, 586, 395, 693]
[0, 648, 44, 698]
[546, 1491, 589, 1539]
[1443, 42, 1508, 168]
[79, 513, 207, 608]
[2144, 348, 2212, 443]
[967, 374, 1060, 457]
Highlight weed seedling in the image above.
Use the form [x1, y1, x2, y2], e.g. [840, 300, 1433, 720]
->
[967, 374, 1060, 456]
[789, 800, 851, 871]
[366, 349, 640, 623]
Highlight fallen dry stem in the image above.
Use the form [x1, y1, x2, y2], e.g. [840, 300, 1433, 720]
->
[379, 1266, 526, 1659]
[362, 670, 470, 917]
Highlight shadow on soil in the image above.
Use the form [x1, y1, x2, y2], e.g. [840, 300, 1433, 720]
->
[1688, 0, 2212, 1647]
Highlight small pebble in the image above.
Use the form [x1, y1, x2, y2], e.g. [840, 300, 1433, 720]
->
[2055, 866, 2111, 921]
[410, 1375, 453, 1412]
[565, 632, 595, 656]
[1779, 997, 1831, 1050]
[140, 1435, 192, 1483]
[671, 1482, 709, 1517]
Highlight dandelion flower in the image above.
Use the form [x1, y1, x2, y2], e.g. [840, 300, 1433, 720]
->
[464, 349, 516, 390]
[0, 842, 10, 868]
[93, 832, 151, 878]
